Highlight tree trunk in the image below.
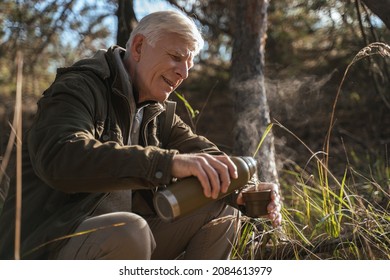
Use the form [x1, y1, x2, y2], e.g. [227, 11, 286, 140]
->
[360, 0, 390, 30]
[116, 0, 137, 47]
[230, 0, 278, 183]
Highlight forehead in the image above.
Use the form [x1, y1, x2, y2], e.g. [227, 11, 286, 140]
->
[155, 33, 195, 58]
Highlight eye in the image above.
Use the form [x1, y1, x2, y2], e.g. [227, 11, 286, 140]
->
[170, 54, 181, 62]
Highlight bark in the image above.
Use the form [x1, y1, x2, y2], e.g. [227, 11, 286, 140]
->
[360, 0, 390, 30]
[230, 0, 278, 183]
[116, 0, 137, 47]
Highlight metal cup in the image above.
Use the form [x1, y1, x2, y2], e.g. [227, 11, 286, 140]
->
[242, 183, 273, 217]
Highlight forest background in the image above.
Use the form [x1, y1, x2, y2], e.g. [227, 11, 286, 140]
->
[0, 0, 389, 259]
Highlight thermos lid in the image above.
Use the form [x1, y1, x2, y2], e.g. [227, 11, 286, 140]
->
[153, 189, 180, 223]
[239, 156, 257, 177]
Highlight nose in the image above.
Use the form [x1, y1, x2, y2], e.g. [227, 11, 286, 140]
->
[176, 62, 189, 80]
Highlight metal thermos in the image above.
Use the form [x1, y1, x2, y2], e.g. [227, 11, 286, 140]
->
[153, 156, 257, 222]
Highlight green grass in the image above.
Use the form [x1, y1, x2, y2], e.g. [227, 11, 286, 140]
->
[231, 140, 389, 259]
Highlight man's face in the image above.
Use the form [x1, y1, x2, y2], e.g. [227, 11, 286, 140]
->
[132, 33, 194, 103]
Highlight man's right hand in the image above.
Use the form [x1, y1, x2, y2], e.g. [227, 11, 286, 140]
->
[171, 153, 238, 199]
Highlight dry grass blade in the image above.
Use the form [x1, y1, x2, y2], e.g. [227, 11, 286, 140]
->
[23, 222, 127, 258]
[14, 51, 24, 260]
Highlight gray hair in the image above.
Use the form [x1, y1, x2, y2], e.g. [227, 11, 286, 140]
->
[126, 10, 204, 55]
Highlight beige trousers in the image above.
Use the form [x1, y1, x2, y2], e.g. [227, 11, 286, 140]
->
[56, 200, 238, 260]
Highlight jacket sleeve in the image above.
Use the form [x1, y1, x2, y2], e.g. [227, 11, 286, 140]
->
[28, 72, 177, 193]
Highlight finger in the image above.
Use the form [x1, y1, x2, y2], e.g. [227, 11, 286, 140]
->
[257, 182, 279, 192]
[267, 198, 280, 210]
[203, 163, 221, 199]
[273, 213, 282, 228]
[192, 163, 213, 198]
[200, 155, 230, 196]
[214, 155, 238, 179]
[195, 156, 222, 199]
[236, 192, 244, 205]
[269, 193, 281, 205]
[268, 212, 276, 222]
[267, 203, 281, 216]
[267, 196, 282, 227]
[269, 213, 278, 228]
[268, 211, 282, 228]
[271, 190, 280, 201]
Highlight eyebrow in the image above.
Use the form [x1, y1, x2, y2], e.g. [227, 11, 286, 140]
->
[169, 49, 194, 59]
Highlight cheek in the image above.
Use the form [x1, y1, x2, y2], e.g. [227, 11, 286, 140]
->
[138, 59, 172, 90]
[139, 65, 157, 86]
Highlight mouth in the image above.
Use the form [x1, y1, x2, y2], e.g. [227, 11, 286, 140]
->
[162, 76, 176, 88]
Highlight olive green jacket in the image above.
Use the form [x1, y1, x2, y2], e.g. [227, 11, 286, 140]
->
[0, 46, 220, 259]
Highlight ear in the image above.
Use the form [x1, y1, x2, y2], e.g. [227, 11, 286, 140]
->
[130, 34, 145, 62]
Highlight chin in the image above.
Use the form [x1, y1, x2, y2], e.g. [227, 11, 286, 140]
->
[158, 91, 171, 102]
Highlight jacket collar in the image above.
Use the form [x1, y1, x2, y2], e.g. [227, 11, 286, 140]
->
[57, 46, 164, 111]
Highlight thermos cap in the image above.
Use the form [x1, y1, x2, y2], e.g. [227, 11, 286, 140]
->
[153, 189, 180, 223]
[239, 156, 257, 177]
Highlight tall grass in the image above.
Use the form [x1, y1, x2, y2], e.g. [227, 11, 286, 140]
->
[0, 51, 24, 259]
[233, 42, 390, 260]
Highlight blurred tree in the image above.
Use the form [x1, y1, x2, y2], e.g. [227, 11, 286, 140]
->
[229, 0, 278, 182]
[116, 0, 137, 47]
[361, 0, 390, 29]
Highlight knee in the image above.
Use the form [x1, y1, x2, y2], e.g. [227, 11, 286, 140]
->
[102, 212, 156, 259]
[121, 212, 154, 243]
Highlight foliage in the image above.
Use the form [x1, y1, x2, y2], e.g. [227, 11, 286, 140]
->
[0, 0, 115, 97]
[233, 142, 389, 259]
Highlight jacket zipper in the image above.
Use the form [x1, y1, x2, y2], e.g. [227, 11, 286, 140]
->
[141, 109, 164, 146]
